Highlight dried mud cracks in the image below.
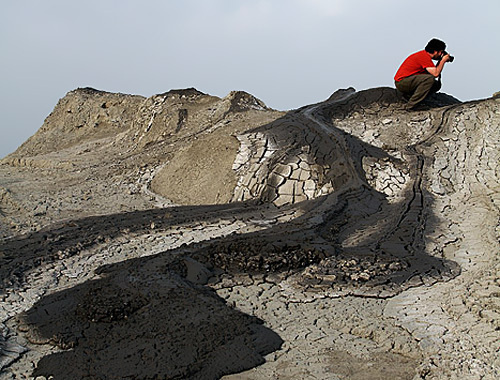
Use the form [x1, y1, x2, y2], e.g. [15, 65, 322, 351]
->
[0, 87, 499, 379]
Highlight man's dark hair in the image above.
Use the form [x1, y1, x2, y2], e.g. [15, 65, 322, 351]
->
[425, 38, 446, 53]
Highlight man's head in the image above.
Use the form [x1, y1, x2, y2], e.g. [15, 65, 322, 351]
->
[425, 38, 447, 59]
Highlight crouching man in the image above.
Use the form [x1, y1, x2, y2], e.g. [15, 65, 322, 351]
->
[394, 38, 451, 110]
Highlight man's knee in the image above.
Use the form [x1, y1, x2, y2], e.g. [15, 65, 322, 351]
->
[420, 74, 436, 87]
[414, 75, 439, 96]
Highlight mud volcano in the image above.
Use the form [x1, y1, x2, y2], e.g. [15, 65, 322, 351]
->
[1, 87, 499, 379]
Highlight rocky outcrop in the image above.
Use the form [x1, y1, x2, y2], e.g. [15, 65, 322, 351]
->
[0, 87, 499, 379]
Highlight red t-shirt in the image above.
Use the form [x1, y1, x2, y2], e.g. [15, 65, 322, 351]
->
[394, 50, 435, 82]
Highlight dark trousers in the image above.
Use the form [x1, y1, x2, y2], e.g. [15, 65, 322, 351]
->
[395, 74, 441, 108]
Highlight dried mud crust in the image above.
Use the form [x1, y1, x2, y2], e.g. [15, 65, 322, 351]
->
[1, 87, 499, 379]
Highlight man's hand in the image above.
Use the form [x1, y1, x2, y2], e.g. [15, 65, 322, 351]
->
[440, 53, 451, 63]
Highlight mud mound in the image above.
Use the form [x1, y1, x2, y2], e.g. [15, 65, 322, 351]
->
[129, 89, 222, 149]
[225, 91, 269, 112]
[325, 87, 460, 119]
[129, 89, 274, 151]
[143, 92, 282, 205]
[10, 88, 144, 157]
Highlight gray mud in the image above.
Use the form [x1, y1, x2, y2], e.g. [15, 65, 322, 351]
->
[1, 87, 499, 379]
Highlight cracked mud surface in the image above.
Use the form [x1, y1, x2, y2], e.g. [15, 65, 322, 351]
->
[1, 87, 499, 379]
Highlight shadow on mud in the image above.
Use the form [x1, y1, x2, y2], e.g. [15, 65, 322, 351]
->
[19, 253, 283, 380]
[0, 201, 265, 289]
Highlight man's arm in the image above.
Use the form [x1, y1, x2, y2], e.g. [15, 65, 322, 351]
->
[426, 54, 450, 77]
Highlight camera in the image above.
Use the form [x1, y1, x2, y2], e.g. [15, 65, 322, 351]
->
[443, 51, 454, 62]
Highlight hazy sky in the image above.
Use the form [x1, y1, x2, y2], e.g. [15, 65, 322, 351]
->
[1, 0, 499, 158]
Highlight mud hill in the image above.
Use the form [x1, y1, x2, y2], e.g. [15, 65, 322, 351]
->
[0, 87, 499, 379]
